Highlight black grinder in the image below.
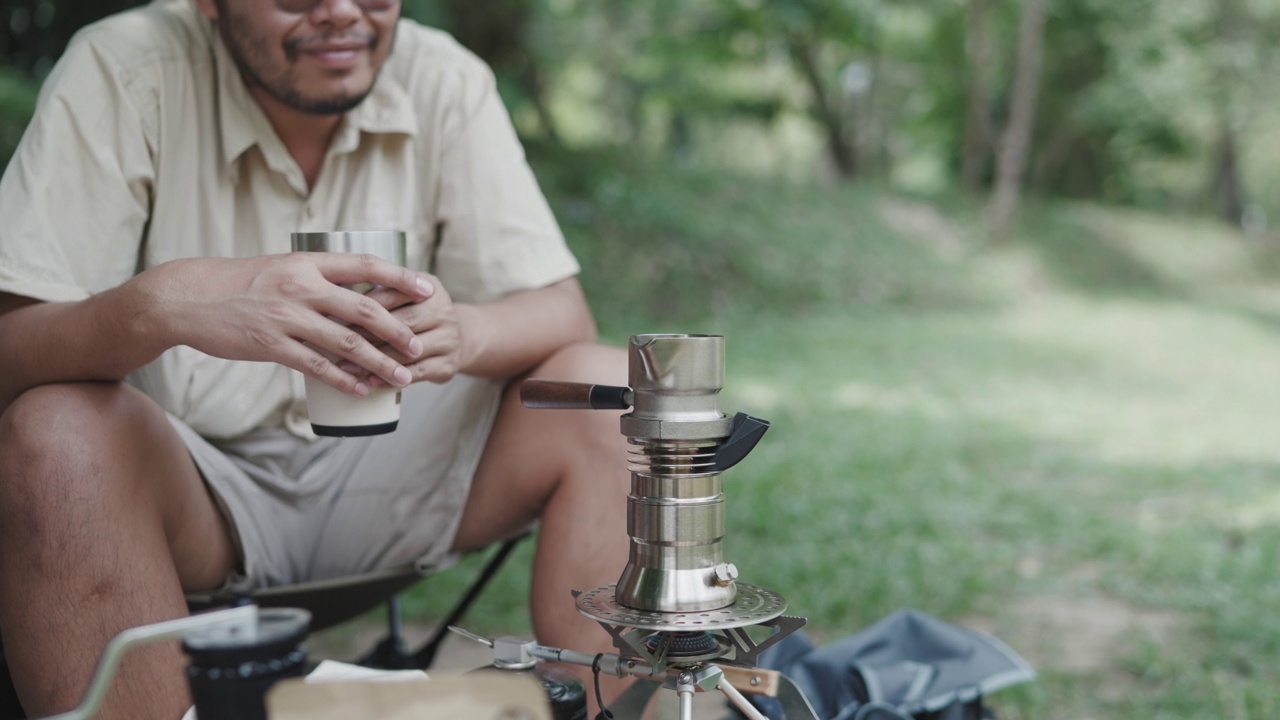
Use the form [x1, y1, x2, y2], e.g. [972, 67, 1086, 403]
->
[181, 607, 311, 720]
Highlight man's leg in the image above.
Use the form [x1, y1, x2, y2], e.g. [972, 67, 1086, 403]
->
[0, 383, 237, 720]
[451, 343, 631, 707]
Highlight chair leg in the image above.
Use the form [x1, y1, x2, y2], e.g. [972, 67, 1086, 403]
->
[356, 533, 529, 671]
[355, 596, 417, 670]
[410, 533, 527, 669]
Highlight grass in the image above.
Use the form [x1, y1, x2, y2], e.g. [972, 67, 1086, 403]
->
[393, 156, 1280, 719]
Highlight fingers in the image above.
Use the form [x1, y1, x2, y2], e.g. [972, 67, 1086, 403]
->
[364, 284, 419, 311]
[312, 265, 436, 357]
[339, 324, 461, 387]
[308, 252, 435, 301]
[317, 289, 424, 360]
[282, 260, 451, 390]
[308, 316, 417, 389]
[278, 338, 373, 397]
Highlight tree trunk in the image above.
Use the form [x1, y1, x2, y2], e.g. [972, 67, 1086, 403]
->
[961, 0, 996, 192]
[1, 0, 146, 75]
[1208, 0, 1246, 228]
[519, 63, 562, 145]
[443, 0, 560, 142]
[987, 0, 1049, 243]
[1214, 122, 1245, 227]
[788, 33, 858, 180]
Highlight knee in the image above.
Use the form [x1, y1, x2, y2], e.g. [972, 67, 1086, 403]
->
[0, 383, 149, 533]
[0, 382, 139, 460]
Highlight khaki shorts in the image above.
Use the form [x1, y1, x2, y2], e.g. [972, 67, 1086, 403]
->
[167, 375, 505, 588]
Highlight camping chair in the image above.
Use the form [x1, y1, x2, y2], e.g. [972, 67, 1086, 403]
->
[185, 531, 528, 669]
[0, 533, 528, 719]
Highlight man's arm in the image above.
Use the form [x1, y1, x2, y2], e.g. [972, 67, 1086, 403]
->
[0, 287, 165, 410]
[0, 253, 435, 412]
[455, 277, 597, 379]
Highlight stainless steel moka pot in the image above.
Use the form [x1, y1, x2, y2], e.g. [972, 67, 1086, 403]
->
[522, 334, 770, 615]
[490, 334, 806, 720]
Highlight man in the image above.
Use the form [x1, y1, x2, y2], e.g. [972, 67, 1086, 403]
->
[0, 0, 629, 718]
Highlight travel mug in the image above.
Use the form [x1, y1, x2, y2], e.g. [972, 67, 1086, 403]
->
[291, 230, 407, 437]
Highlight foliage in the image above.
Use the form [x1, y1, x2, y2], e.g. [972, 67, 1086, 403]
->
[401, 0, 1280, 219]
[390, 164, 1280, 720]
[0, 0, 145, 76]
[0, 65, 37, 169]
[526, 143, 993, 330]
[3, 1, 1280, 216]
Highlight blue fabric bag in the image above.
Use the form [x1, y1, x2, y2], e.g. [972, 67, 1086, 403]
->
[737, 608, 1035, 720]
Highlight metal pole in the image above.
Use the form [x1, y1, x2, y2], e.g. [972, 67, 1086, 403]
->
[717, 675, 770, 720]
[675, 673, 696, 720]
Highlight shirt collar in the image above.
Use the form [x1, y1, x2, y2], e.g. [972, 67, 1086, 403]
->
[207, 20, 418, 181]
[327, 70, 418, 156]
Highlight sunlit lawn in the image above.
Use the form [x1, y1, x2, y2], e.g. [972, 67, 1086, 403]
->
[385, 170, 1280, 719]
[725, 296, 1280, 719]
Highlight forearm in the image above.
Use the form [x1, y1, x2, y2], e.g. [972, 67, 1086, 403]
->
[0, 280, 170, 410]
[455, 278, 598, 379]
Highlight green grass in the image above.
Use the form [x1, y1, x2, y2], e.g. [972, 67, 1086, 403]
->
[396, 157, 1280, 719]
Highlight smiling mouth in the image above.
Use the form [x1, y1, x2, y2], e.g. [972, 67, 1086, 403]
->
[307, 47, 363, 66]
[286, 34, 377, 64]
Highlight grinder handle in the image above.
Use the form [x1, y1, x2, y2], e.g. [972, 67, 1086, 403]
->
[520, 380, 634, 410]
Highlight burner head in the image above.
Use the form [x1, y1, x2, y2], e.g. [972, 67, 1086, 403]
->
[642, 632, 728, 663]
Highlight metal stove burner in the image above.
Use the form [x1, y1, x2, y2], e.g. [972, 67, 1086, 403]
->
[642, 632, 729, 663]
[649, 632, 718, 656]
[576, 583, 787, 632]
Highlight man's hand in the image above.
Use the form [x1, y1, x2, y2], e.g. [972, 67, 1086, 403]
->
[335, 276, 597, 387]
[339, 272, 463, 388]
[148, 253, 432, 396]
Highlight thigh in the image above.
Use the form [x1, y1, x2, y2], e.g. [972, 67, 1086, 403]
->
[0, 382, 236, 592]
[303, 373, 507, 581]
[182, 373, 507, 586]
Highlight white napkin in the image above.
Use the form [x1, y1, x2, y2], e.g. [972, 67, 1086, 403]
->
[180, 660, 430, 719]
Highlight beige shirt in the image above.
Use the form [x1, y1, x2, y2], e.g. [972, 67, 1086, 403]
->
[0, 0, 580, 439]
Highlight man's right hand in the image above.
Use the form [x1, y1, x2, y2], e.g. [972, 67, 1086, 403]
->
[144, 253, 432, 396]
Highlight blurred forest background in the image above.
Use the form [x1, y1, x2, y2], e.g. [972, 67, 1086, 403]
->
[3, 0, 1280, 236]
[8, 2, 1280, 719]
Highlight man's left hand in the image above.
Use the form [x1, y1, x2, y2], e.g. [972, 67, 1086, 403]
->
[340, 272, 463, 387]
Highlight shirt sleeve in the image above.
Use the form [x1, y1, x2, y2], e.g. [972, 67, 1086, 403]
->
[430, 60, 579, 305]
[0, 32, 154, 303]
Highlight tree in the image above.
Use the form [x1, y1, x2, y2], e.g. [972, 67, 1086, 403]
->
[988, 0, 1048, 242]
[436, 0, 560, 143]
[961, 0, 996, 192]
[1199, 0, 1280, 228]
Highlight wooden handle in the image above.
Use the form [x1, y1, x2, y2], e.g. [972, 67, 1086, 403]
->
[717, 666, 782, 697]
[520, 380, 632, 410]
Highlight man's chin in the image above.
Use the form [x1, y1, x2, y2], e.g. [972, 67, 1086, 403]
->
[284, 87, 373, 116]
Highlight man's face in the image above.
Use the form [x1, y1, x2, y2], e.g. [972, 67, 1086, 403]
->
[201, 0, 401, 116]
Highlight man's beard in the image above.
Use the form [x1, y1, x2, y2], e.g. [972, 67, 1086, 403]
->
[215, 6, 384, 116]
